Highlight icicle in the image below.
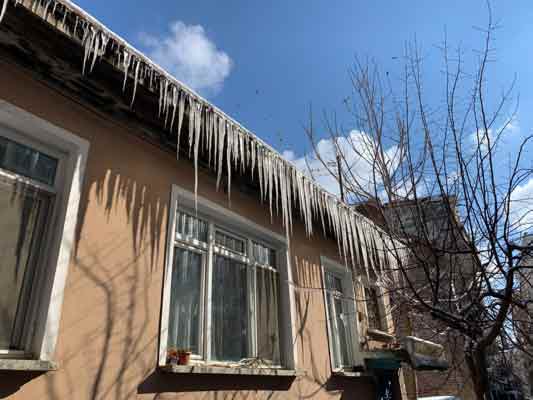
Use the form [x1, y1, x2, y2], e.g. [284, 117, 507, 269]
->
[265, 155, 273, 220]
[82, 26, 95, 75]
[285, 167, 294, 233]
[61, 8, 68, 29]
[226, 122, 234, 202]
[206, 110, 213, 166]
[239, 129, 245, 172]
[213, 113, 219, 172]
[193, 101, 202, 210]
[73, 15, 79, 37]
[232, 126, 239, 171]
[216, 118, 226, 191]
[162, 80, 170, 125]
[188, 96, 195, 157]
[169, 86, 178, 132]
[251, 140, 256, 177]
[130, 57, 141, 107]
[271, 157, 277, 217]
[245, 135, 251, 170]
[122, 50, 131, 92]
[42, 0, 52, 20]
[89, 29, 100, 72]
[1, 0, 10, 23]
[258, 147, 264, 201]
[176, 91, 186, 158]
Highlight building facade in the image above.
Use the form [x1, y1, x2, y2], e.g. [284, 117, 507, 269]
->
[0, 1, 444, 399]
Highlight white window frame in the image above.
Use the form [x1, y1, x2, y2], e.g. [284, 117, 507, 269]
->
[159, 184, 297, 369]
[359, 277, 392, 335]
[0, 100, 89, 361]
[321, 256, 363, 371]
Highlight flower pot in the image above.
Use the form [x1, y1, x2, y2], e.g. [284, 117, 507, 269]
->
[178, 352, 191, 365]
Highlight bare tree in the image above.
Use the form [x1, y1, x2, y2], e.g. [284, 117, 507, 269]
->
[304, 5, 533, 400]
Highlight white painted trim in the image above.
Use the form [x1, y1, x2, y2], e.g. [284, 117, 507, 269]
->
[0, 100, 89, 361]
[159, 184, 296, 369]
[320, 256, 364, 370]
[173, 186, 286, 245]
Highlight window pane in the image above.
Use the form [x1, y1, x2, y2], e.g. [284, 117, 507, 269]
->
[215, 230, 246, 255]
[325, 271, 355, 369]
[252, 242, 276, 268]
[211, 255, 249, 361]
[0, 136, 58, 185]
[0, 183, 49, 349]
[175, 211, 208, 242]
[365, 287, 382, 330]
[167, 248, 202, 355]
[256, 267, 280, 364]
[325, 272, 343, 293]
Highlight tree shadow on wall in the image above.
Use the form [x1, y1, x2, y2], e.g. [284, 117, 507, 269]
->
[38, 140, 169, 400]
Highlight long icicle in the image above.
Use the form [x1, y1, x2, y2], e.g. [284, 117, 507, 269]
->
[0, 0, 8, 24]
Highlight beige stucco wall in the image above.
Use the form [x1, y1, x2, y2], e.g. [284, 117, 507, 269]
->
[0, 60, 379, 399]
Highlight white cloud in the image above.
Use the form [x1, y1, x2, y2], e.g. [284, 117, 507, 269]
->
[140, 21, 233, 95]
[469, 117, 520, 148]
[284, 130, 399, 197]
[510, 177, 533, 233]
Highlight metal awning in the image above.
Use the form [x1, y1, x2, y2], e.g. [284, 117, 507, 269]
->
[400, 336, 449, 371]
[363, 336, 449, 372]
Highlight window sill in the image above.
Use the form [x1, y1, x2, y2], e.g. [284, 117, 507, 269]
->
[332, 369, 368, 377]
[160, 364, 305, 377]
[0, 359, 58, 372]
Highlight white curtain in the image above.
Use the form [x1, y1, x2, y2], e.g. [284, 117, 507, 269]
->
[167, 248, 202, 354]
[0, 184, 47, 349]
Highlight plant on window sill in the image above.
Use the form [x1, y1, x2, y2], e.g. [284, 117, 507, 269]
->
[166, 348, 192, 366]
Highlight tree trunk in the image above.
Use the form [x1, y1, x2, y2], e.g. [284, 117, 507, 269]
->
[466, 347, 490, 400]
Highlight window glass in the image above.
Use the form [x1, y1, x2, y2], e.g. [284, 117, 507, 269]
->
[252, 241, 276, 268]
[167, 248, 203, 355]
[175, 211, 208, 242]
[0, 136, 58, 185]
[325, 271, 355, 369]
[166, 206, 283, 366]
[211, 255, 249, 361]
[0, 183, 49, 349]
[365, 287, 382, 330]
[215, 230, 246, 255]
[325, 272, 343, 293]
[256, 267, 280, 364]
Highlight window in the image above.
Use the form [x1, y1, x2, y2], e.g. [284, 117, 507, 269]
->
[0, 137, 58, 352]
[321, 257, 362, 371]
[0, 100, 89, 363]
[356, 278, 394, 340]
[160, 187, 293, 369]
[365, 287, 383, 331]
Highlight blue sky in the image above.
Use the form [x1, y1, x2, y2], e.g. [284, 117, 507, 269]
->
[74, 0, 533, 212]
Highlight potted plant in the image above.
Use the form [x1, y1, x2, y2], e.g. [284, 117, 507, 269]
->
[167, 348, 179, 366]
[177, 349, 192, 365]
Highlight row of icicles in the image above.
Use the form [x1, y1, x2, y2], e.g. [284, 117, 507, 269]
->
[2, 0, 406, 283]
